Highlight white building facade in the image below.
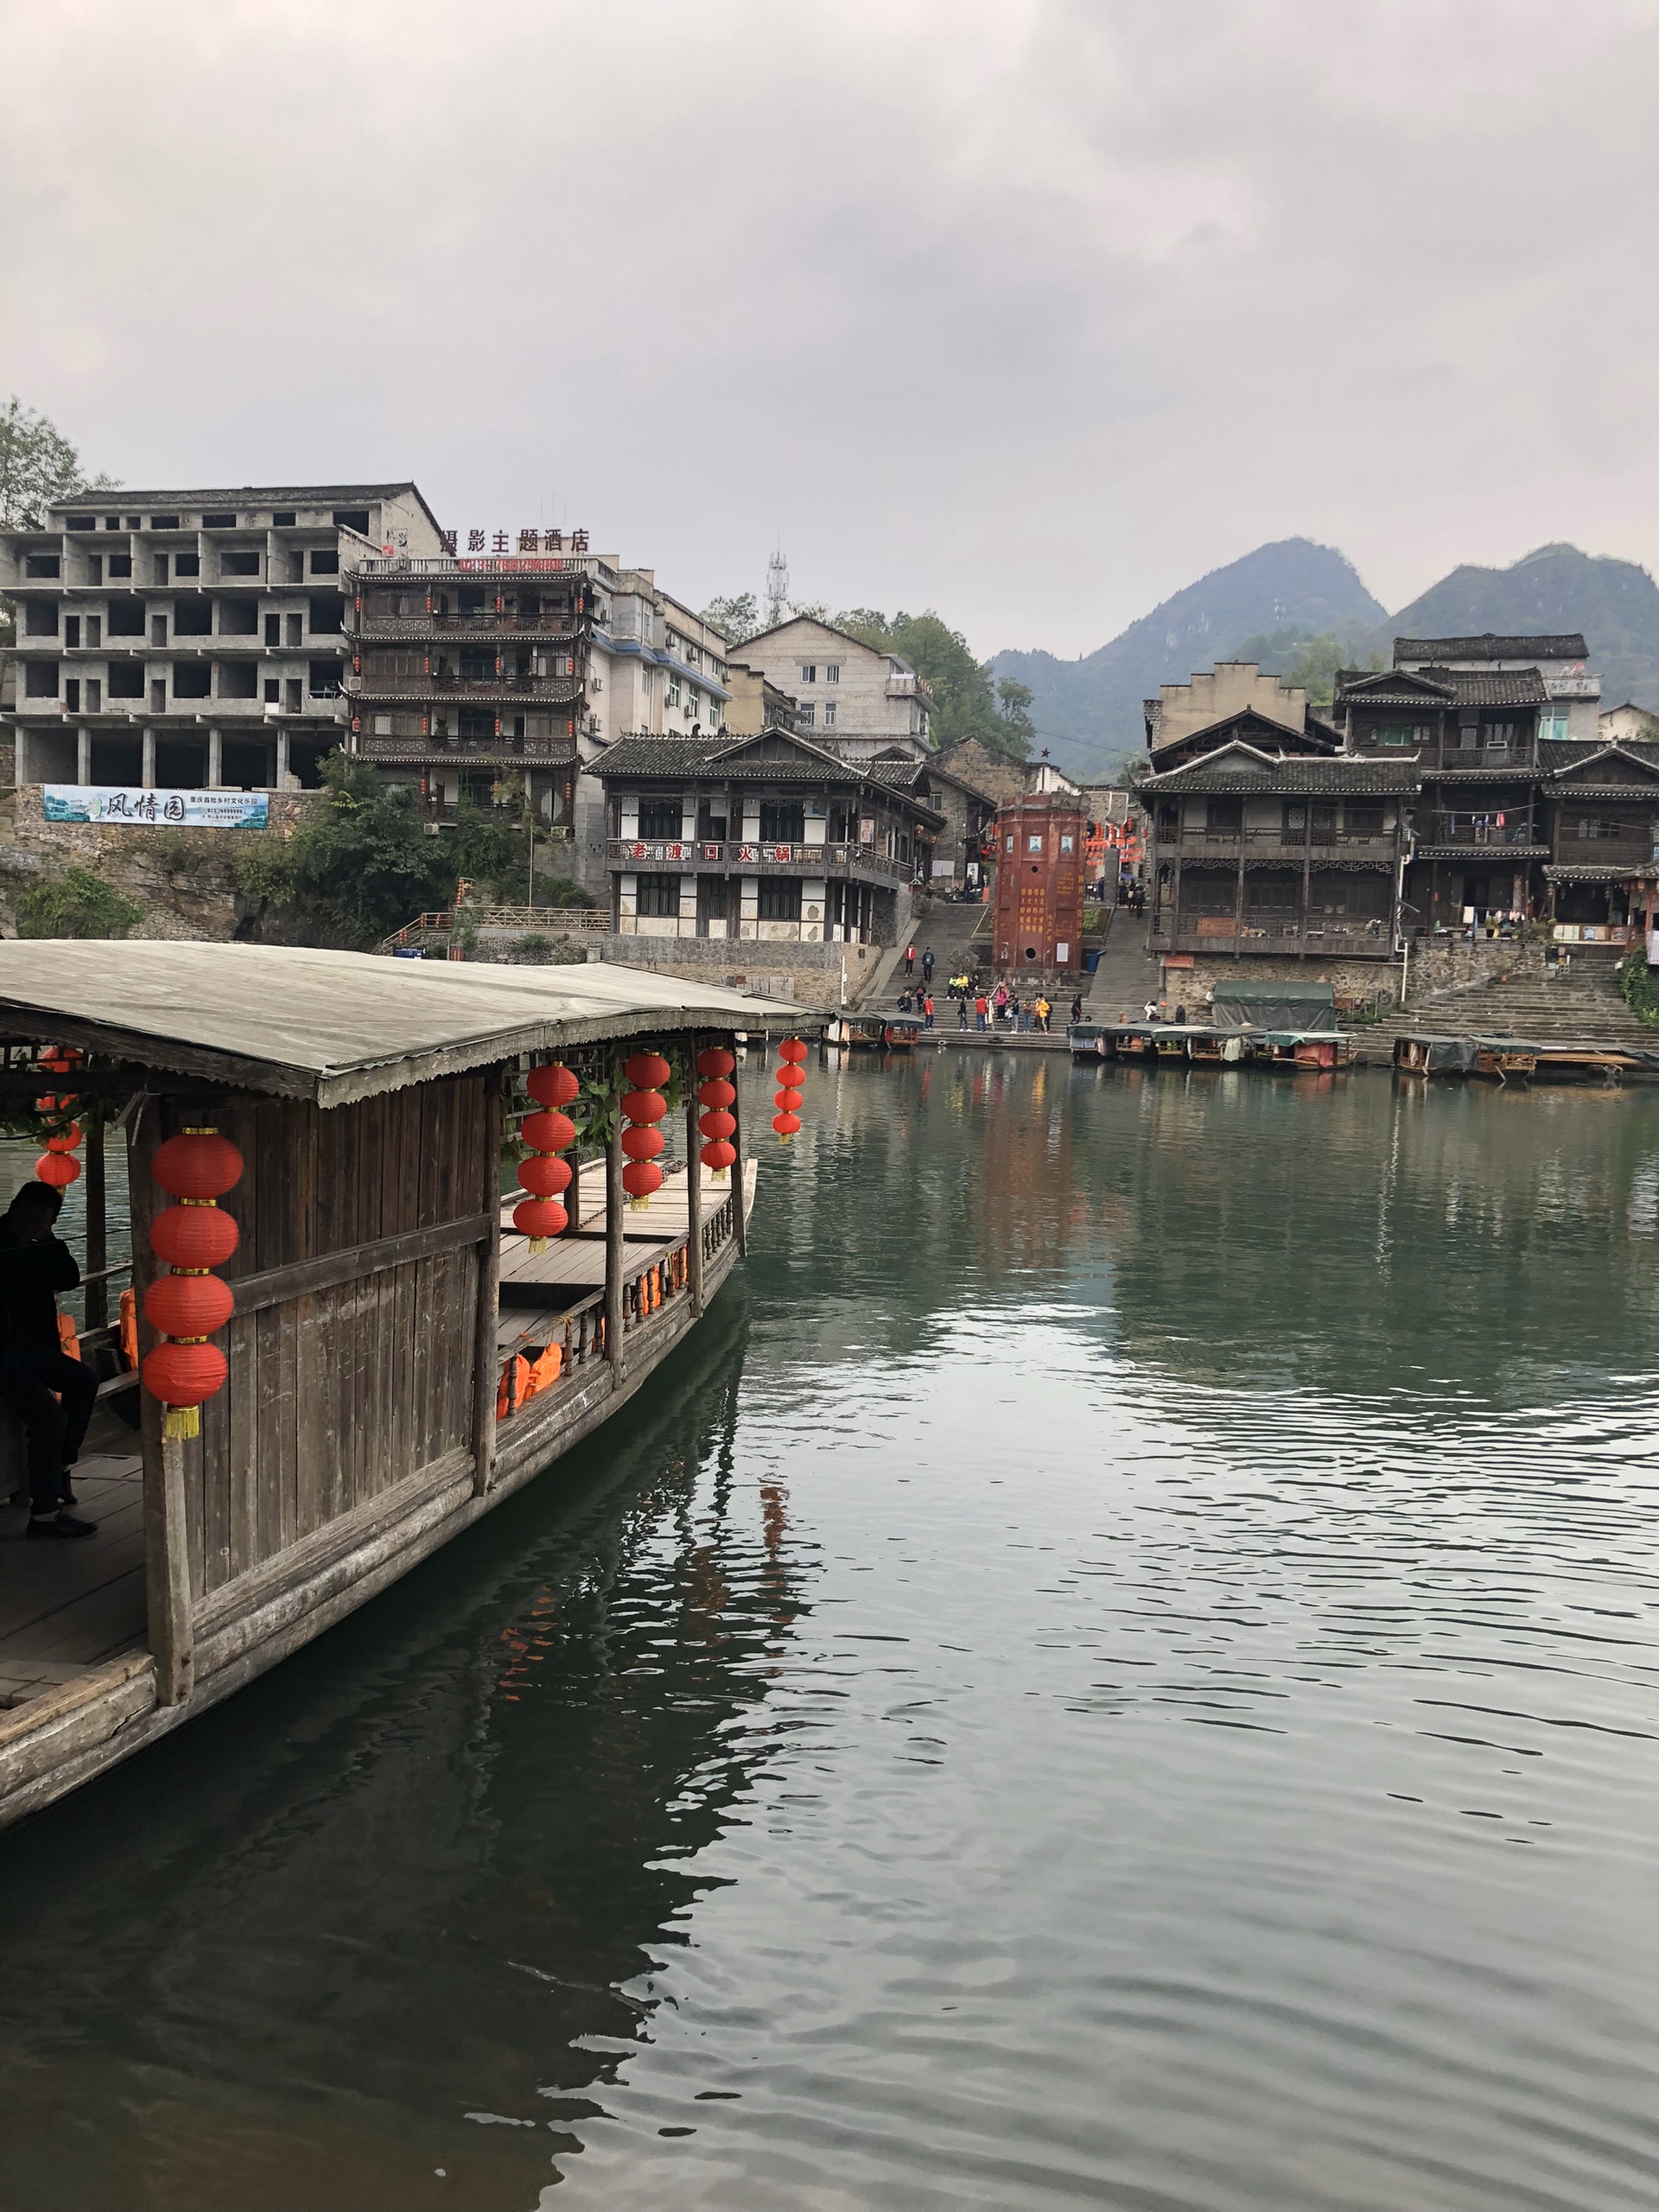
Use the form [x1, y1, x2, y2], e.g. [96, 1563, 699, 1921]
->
[724, 617, 934, 765]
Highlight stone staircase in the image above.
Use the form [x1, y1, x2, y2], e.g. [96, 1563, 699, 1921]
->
[1352, 951, 1657, 1062]
[862, 897, 994, 1011]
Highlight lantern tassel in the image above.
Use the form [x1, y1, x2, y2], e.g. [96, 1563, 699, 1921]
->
[529, 1236, 549, 1255]
[162, 1404, 200, 1441]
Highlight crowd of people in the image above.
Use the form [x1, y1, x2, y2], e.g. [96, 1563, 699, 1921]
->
[896, 945, 1085, 1036]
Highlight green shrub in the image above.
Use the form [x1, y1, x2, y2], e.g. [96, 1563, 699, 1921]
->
[16, 865, 143, 939]
[1619, 945, 1659, 1027]
[534, 876, 595, 909]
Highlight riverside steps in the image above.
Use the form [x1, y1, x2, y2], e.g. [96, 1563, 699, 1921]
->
[0, 942, 790, 1829]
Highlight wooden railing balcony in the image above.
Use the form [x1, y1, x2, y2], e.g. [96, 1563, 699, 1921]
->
[353, 613, 587, 642]
[1149, 916, 1395, 958]
[1156, 829, 1399, 861]
[1417, 815, 1545, 850]
[347, 673, 583, 702]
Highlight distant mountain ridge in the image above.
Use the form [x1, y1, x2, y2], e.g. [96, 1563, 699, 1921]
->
[994, 538, 1659, 783]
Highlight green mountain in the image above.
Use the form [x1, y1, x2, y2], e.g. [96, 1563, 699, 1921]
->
[990, 538, 1385, 783]
[1371, 543, 1659, 710]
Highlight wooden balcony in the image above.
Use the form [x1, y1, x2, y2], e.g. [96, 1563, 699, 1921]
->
[607, 836, 919, 886]
[1149, 916, 1395, 959]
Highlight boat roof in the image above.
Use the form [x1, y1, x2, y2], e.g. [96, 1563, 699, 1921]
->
[0, 941, 809, 1108]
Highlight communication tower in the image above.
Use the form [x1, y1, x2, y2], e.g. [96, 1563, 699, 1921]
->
[766, 546, 789, 629]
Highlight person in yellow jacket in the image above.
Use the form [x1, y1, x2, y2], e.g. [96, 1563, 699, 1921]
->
[1034, 995, 1052, 1033]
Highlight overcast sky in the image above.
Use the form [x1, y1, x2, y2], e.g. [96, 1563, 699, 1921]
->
[3, 0, 1657, 657]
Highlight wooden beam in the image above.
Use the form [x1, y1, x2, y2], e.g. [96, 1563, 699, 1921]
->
[472, 1074, 503, 1496]
[129, 1097, 193, 1707]
[605, 1060, 625, 1376]
[685, 1033, 704, 1317]
[83, 1105, 107, 1332]
[232, 1211, 492, 1316]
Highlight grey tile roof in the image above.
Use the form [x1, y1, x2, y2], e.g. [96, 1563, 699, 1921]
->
[1141, 753, 1421, 795]
[1540, 739, 1659, 778]
[1395, 632, 1587, 662]
[54, 481, 422, 507]
[1338, 667, 1548, 709]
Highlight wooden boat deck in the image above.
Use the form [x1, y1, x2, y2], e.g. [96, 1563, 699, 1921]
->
[0, 1408, 147, 1707]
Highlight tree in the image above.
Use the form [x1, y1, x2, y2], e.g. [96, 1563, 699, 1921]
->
[0, 396, 118, 531]
[996, 677, 1036, 750]
[15, 865, 142, 939]
[700, 592, 761, 644]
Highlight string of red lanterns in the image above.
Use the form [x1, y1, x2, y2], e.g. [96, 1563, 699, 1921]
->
[772, 1036, 808, 1141]
[142, 1126, 244, 1441]
[515, 1061, 579, 1252]
[35, 1046, 84, 1189]
[696, 1046, 737, 1179]
[620, 1050, 670, 1208]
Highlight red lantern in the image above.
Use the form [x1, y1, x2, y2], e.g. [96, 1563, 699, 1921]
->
[45, 1125, 82, 1153]
[775, 1064, 805, 1091]
[696, 1047, 735, 1079]
[620, 1087, 667, 1125]
[697, 1077, 735, 1109]
[622, 1160, 664, 1202]
[144, 1273, 235, 1339]
[701, 1138, 736, 1176]
[142, 1340, 227, 1419]
[521, 1109, 576, 1154]
[699, 1109, 735, 1141]
[517, 1154, 571, 1198]
[624, 1052, 671, 1089]
[35, 1152, 79, 1189]
[513, 1197, 568, 1243]
[772, 1039, 805, 1143]
[621, 1124, 664, 1161]
[151, 1204, 239, 1270]
[772, 1110, 802, 1138]
[155, 1129, 245, 1200]
[779, 1038, 809, 1063]
[526, 1062, 581, 1108]
[144, 1124, 242, 1440]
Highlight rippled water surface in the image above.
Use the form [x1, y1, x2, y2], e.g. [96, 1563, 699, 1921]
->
[3, 1057, 1659, 2210]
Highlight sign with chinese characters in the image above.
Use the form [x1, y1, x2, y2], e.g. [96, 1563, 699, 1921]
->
[44, 785, 271, 829]
[439, 527, 590, 557]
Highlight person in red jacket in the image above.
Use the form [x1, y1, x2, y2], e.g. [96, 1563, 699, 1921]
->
[0, 1182, 99, 1538]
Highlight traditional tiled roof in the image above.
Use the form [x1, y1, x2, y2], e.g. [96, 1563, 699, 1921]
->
[594, 733, 942, 817]
[1539, 741, 1659, 782]
[1141, 741, 1420, 795]
[1338, 667, 1548, 709]
[1395, 632, 1587, 663]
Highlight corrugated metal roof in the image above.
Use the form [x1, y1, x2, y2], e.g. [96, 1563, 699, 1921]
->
[0, 943, 807, 1108]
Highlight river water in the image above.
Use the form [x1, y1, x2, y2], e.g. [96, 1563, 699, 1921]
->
[2, 1054, 1658, 2211]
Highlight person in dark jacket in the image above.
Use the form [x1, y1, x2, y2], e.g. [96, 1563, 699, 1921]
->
[0, 1183, 99, 1537]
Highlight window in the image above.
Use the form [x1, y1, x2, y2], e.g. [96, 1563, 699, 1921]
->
[23, 601, 59, 637]
[1344, 804, 1384, 836]
[103, 516, 122, 530]
[760, 800, 805, 842]
[374, 713, 393, 735]
[173, 662, 211, 698]
[458, 709, 495, 739]
[23, 662, 59, 697]
[1484, 721, 1516, 747]
[798, 703, 815, 727]
[174, 552, 200, 578]
[800, 664, 817, 683]
[635, 873, 682, 918]
[173, 597, 213, 635]
[285, 677, 302, 712]
[1206, 798, 1243, 835]
[308, 594, 345, 634]
[758, 876, 802, 920]
[264, 614, 281, 647]
[108, 598, 144, 636]
[308, 658, 343, 696]
[65, 678, 79, 713]
[108, 554, 132, 579]
[264, 677, 280, 704]
[310, 549, 340, 575]
[109, 663, 144, 698]
[221, 550, 260, 576]
[272, 511, 296, 527]
[24, 554, 60, 578]
[1374, 726, 1413, 747]
[639, 796, 684, 838]
[66, 514, 95, 532]
[332, 509, 371, 532]
[823, 701, 837, 727]
[149, 515, 180, 529]
[825, 664, 839, 683]
[202, 513, 235, 529]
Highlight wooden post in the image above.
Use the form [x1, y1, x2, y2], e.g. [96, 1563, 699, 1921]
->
[84, 1103, 107, 1332]
[472, 1071, 504, 1497]
[130, 1096, 194, 1707]
[605, 1059, 625, 1376]
[730, 1029, 747, 1258]
[685, 1033, 704, 1316]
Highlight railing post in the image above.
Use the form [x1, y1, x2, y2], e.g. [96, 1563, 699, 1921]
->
[686, 1032, 705, 1315]
[730, 1029, 747, 1259]
[473, 1069, 504, 1497]
[84, 1103, 107, 1333]
[606, 1058, 626, 1376]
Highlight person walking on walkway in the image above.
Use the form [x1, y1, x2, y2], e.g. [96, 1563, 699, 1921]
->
[0, 1182, 99, 1540]
[921, 949, 935, 985]
[1070, 993, 1084, 1026]
[923, 993, 936, 1031]
[957, 994, 969, 1028]
[904, 942, 917, 977]
[975, 993, 990, 1032]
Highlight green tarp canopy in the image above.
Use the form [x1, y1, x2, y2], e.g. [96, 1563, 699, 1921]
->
[1209, 978, 1338, 1033]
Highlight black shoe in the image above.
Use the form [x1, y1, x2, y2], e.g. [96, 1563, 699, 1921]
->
[27, 1511, 96, 1540]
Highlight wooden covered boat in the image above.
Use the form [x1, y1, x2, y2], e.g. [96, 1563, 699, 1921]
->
[0, 943, 795, 1829]
[826, 1013, 923, 1052]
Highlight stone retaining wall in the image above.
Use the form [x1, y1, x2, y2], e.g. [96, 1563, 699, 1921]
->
[572, 932, 883, 1012]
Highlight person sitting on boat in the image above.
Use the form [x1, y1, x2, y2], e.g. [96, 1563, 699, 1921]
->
[0, 1182, 99, 1540]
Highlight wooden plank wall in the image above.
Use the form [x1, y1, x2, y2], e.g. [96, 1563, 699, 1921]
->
[168, 1076, 486, 1599]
